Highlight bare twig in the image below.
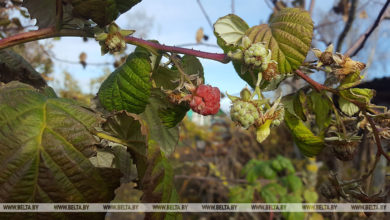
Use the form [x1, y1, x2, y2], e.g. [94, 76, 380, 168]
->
[336, 0, 358, 52]
[174, 175, 250, 184]
[364, 112, 390, 161]
[344, 0, 390, 57]
[231, 0, 235, 14]
[196, 0, 213, 30]
[308, 0, 315, 15]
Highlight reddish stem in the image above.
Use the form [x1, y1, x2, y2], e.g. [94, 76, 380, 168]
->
[295, 69, 336, 93]
[364, 112, 390, 161]
[0, 27, 90, 50]
[124, 36, 229, 63]
[0, 28, 229, 64]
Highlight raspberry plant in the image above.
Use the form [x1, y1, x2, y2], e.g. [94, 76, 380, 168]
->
[0, 1, 389, 219]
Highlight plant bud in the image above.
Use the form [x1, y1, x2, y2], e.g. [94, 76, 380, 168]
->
[240, 88, 252, 101]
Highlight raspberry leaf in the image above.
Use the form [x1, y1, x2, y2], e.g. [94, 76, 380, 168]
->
[141, 143, 181, 219]
[141, 89, 180, 155]
[102, 111, 148, 180]
[98, 49, 152, 114]
[0, 82, 121, 203]
[159, 104, 189, 128]
[309, 91, 332, 131]
[338, 97, 359, 116]
[214, 14, 250, 52]
[152, 55, 204, 90]
[247, 8, 313, 74]
[71, 0, 142, 27]
[284, 110, 325, 157]
[23, 0, 89, 29]
[0, 49, 46, 89]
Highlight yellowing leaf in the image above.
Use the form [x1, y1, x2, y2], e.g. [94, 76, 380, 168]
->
[246, 8, 313, 74]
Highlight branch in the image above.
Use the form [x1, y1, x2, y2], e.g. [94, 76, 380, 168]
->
[336, 0, 358, 52]
[364, 112, 390, 161]
[344, 0, 390, 57]
[308, 0, 315, 15]
[0, 27, 92, 50]
[0, 28, 229, 63]
[295, 69, 337, 93]
[196, 0, 213, 30]
[124, 36, 229, 63]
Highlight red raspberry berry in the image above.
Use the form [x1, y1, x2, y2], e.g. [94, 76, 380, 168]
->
[190, 84, 220, 115]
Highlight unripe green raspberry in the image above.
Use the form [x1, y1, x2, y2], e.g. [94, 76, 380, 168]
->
[243, 42, 271, 70]
[230, 100, 259, 129]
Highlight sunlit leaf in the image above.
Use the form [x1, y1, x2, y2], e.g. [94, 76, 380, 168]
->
[338, 96, 359, 116]
[214, 14, 250, 51]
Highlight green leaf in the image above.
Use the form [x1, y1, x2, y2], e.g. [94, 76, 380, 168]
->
[244, 160, 276, 182]
[214, 14, 250, 51]
[276, 155, 295, 173]
[159, 104, 189, 128]
[0, 82, 121, 203]
[293, 90, 308, 121]
[71, 0, 142, 26]
[339, 88, 374, 105]
[338, 71, 363, 90]
[153, 66, 180, 90]
[260, 187, 279, 203]
[238, 8, 313, 87]
[338, 97, 359, 116]
[152, 55, 204, 90]
[303, 189, 318, 203]
[141, 143, 181, 220]
[229, 186, 255, 203]
[141, 89, 180, 155]
[309, 92, 331, 131]
[282, 174, 303, 194]
[98, 50, 152, 114]
[260, 183, 287, 203]
[102, 111, 148, 179]
[0, 49, 46, 89]
[284, 110, 324, 157]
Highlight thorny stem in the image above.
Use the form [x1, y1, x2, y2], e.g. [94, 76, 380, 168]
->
[295, 69, 337, 93]
[0, 27, 229, 63]
[0, 27, 92, 49]
[124, 36, 229, 63]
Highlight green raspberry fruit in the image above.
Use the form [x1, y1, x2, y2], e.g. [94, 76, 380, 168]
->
[230, 100, 259, 129]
